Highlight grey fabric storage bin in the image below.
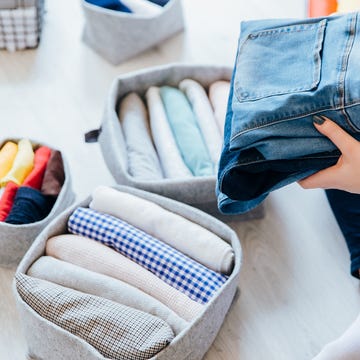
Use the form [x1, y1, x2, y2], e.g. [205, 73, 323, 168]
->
[98, 64, 265, 221]
[82, 0, 184, 65]
[0, 139, 75, 267]
[14, 185, 241, 360]
[0, 0, 45, 51]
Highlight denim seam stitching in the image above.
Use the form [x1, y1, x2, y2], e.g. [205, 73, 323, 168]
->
[230, 100, 360, 142]
[339, 13, 358, 131]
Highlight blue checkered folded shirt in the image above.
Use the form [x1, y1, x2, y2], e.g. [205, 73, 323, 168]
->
[68, 207, 228, 304]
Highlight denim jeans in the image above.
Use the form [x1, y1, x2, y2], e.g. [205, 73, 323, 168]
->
[217, 12, 360, 214]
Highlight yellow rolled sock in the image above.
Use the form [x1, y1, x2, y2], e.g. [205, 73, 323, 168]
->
[0, 141, 18, 178]
[1, 139, 34, 186]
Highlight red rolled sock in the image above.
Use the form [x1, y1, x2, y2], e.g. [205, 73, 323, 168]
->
[0, 181, 19, 221]
[23, 146, 52, 190]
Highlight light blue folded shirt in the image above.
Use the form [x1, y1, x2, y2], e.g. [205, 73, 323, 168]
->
[160, 86, 214, 177]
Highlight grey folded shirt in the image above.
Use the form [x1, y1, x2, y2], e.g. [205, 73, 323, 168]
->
[16, 273, 174, 360]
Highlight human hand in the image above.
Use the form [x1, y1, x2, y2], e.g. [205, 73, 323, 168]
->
[298, 116, 360, 193]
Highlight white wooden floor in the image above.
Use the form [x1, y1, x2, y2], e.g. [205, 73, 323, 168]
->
[1, 0, 359, 359]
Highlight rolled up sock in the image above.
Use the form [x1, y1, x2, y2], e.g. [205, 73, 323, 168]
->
[313, 311, 360, 360]
[119, 92, 163, 180]
[179, 79, 222, 166]
[160, 86, 214, 177]
[121, 0, 162, 15]
[208, 80, 230, 136]
[0, 141, 18, 179]
[23, 146, 52, 190]
[16, 273, 173, 360]
[90, 186, 234, 274]
[5, 186, 56, 225]
[40, 150, 65, 196]
[84, 0, 132, 12]
[28, 256, 188, 335]
[145, 87, 192, 179]
[46, 234, 203, 321]
[68, 207, 227, 304]
[0, 181, 19, 221]
[1, 139, 34, 186]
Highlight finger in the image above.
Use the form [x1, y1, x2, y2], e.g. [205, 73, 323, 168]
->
[313, 116, 358, 154]
[298, 165, 342, 189]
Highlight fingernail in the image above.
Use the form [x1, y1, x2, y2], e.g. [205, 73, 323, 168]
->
[313, 115, 326, 125]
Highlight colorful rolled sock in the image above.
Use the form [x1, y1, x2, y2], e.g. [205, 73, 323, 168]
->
[0, 181, 19, 221]
[23, 146, 52, 190]
[0, 139, 34, 187]
[40, 150, 65, 196]
[0, 141, 18, 179]
[68, 207, 228, 304]
[160, 86, 214, 177]
[5, 186, 56, 225]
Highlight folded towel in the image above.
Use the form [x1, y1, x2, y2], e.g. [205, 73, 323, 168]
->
[40, 150, 65, 196]
[46, 234, 203, 321]
[179, 79, 222, 166]
[0, 141, 18, 179]
[84, 0, 132, 12]
[1, 139, 34, 186]
[121, 0, 162, 15]
[208, 80, 230, 136]
[145, 87, 192, 179]
[90, 186, 234, 274]
[68, 207, 227, 304]
[5, 187, 56, 225]
[16, 273, 173, 360]
[23, 146, 52, 190]
[0, 181, 18, 221]
[119, 92, 163, 180]
[28, 256, 188, 335]
[160, 86, 214, 176]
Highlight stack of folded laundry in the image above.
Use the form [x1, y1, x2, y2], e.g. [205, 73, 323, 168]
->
[0, 139, 65, 225]
[85, 0, 171, 14]
[118, 79, 230, 180]
[0, 0, 44, 51]
[16, 185, 235, 359]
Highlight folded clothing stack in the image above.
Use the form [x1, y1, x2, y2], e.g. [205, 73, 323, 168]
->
[118, 79, 230, 181]
[0, 0, 44, 51]
[0, 139, 65, 225]
[16, 185, 236, 359]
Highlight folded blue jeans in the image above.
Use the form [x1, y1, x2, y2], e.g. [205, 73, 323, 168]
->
[217, 12, 360, 214]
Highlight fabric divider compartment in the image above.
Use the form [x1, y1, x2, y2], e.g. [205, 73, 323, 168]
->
[81, 0, 184, 65]
[98, 63, 265, 220]
[13, 185, 241, 360]
[0, 138, 75, 267]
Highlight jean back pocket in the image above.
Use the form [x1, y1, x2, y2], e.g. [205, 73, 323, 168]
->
[235, 19, 327, 102]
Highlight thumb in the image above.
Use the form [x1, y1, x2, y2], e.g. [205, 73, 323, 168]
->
[298, 165, 342, 189]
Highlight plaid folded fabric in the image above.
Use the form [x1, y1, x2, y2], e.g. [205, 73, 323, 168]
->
[16, 273, 174, 360]
[68, 207, 228, 304]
